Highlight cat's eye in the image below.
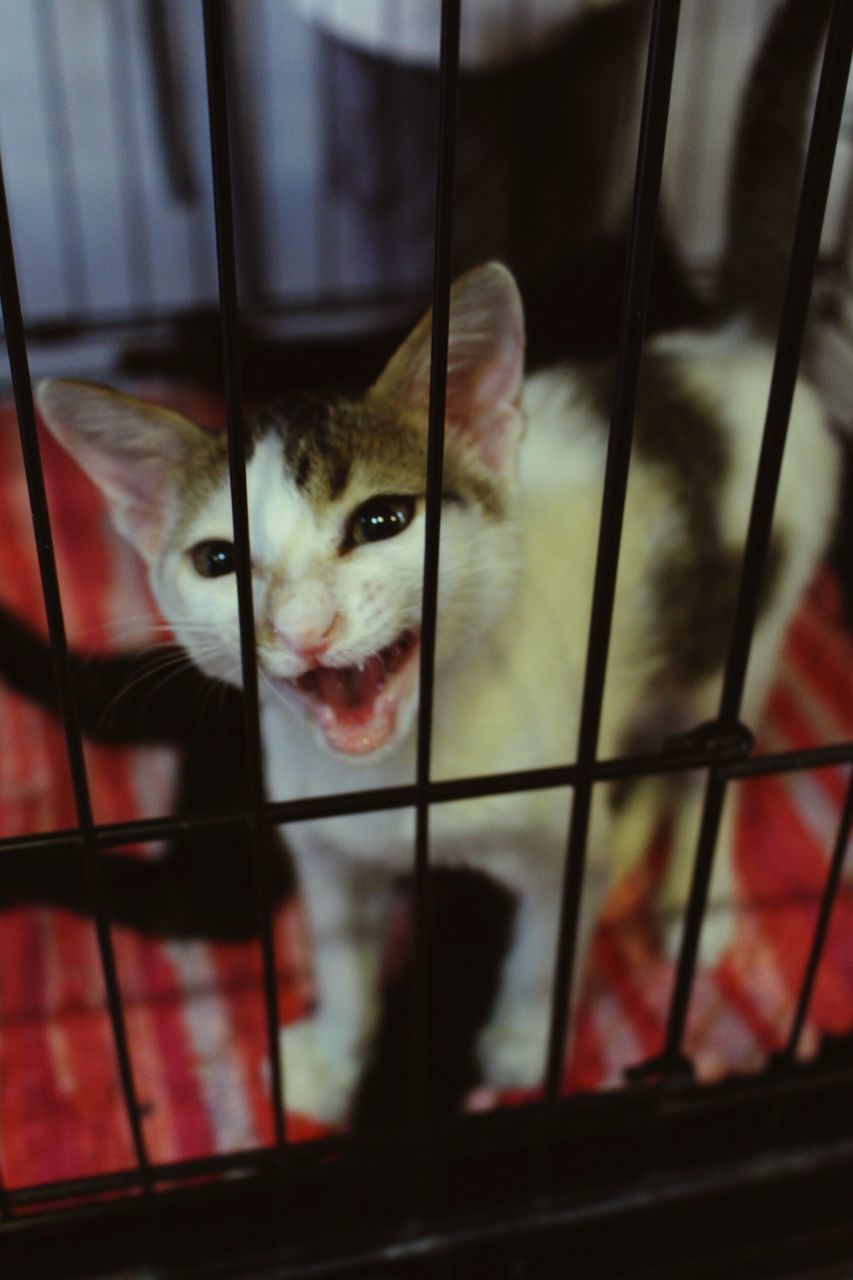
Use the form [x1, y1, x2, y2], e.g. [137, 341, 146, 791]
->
[190, 539, 236, 578]
[346, 495, 416, 548]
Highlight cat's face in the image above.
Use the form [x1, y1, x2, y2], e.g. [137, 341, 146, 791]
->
[36, 264, 526, 760]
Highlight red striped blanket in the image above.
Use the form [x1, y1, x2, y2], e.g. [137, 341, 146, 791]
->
[0, 392, 850, 1189]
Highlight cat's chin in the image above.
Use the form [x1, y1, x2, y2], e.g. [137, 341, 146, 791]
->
[266, 629, 420, 760]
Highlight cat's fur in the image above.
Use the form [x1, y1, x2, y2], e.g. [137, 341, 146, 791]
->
[8, 0, 846, 1121]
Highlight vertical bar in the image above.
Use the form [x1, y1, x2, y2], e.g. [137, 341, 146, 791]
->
[201, 0, 286, 1144]
[542, 0, 683, 1109]
[410, 0, 462, 1137]
[32, 0, 90, 313]
[782, 771, 853, 1062]
[106, 0, 155, 309]
[222, 0, 267, 305]
[0, 156, 149, 1177]
[661, 0, 853, 1065]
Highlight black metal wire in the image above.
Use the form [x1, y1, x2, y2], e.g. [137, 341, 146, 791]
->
[722, 741, 853, 780]
[660, 0, 853, 1069]
[222, 0, 266, 306]
[542, 0, 683, 1109]
[7, 1041, 853, 1213]
[1, 737, 849, 865]
[32, 0, 90, 312]
[410, 0, 462, 1145]
[0, 155, 150, 1179]
[0, 0, 849, 1245]
[201, 0, 285, 1144]
[782, 770, 853, 1063]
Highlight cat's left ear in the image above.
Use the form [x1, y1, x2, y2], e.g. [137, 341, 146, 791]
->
[36, 379, 209, 563]
[370, 262, 526, 479]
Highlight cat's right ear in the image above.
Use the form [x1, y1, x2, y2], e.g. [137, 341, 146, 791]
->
[36, 379, 205, 563]
[369, 262, 526, 481]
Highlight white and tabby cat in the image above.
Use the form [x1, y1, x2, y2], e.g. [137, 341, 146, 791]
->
[34, 0, 842, 1121]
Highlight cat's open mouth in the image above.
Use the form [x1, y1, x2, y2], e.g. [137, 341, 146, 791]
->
[282, 629, 420, 755]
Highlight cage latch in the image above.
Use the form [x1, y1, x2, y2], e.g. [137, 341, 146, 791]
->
[663, 718, 755, 763]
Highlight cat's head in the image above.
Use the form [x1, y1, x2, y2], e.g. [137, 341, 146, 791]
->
[36, 263, 526, 759]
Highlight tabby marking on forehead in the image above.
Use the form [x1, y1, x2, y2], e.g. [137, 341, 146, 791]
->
[251, 393, 427, 507]
[250, 392, 508, 519]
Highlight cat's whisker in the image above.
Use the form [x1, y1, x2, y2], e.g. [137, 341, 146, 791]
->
[135, 666, 203, 722]
[73, 615, 174, 642]
[95, 649, 206, 727]
[198, 670, 234, 726]
[77, 613, 232, 643]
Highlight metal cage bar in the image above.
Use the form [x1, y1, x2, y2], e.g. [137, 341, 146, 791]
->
[0, 0, 849, 1253]
[782, 769, 853, 1063]
[660, 0, 853, 1070]
[410, 0, 462, 1144]
[0, 156, 150, 1182]
[542, 0, 683, 1108]
[200, 0, 286, 1143]
[0, 737, 849, 863]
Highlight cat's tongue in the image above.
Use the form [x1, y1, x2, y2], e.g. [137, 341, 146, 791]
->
[314, 657, 396, 754]
[305, 631, 418, 755]
[314, 656, 384, 718]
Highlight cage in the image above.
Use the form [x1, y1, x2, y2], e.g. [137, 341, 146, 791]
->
[0, 1, 852, 1277]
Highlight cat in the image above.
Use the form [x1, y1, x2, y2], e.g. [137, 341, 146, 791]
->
[6, 0, 846, 1122]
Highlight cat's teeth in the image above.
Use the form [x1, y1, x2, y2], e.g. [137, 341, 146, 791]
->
[285, 630, 418, 743]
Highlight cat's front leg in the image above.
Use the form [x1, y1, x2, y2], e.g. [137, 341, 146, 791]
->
[476, 869, 609, 1094]
[475, 885, 557, 1092]
[281, 842, 390, 1125]
[472, 814, 613, 1097]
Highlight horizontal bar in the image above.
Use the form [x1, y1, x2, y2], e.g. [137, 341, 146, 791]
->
[9, 1051, 853, 1213]
[10, 1149, 273, 1210]
[1, 738, 850, 861]
[721, 741, 853, 780]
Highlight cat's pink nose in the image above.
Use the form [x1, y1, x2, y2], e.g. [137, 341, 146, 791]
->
[276, 631, 327, 661]
[292, 636, 329, 660]
[274, 614, 340, 662]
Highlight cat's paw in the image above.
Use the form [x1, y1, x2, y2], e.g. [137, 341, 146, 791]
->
[477, 1004, 550, 1091]
[279, 1019, 362, 1126]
